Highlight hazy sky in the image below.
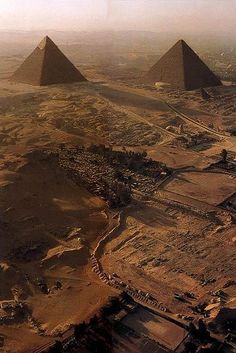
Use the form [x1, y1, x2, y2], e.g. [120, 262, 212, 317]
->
[0, 0, 235, 34]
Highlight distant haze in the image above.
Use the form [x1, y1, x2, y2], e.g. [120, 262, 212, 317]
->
[0, 0, 235, 35]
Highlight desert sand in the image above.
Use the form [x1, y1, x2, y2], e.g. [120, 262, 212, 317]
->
[0, 36, 235, 353]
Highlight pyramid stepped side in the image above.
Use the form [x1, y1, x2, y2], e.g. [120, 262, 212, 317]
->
[182, 42, 222, 90]
[12, 47, 45, 85]
[12, 36, 87, 86]
[40, 39, 86, 85]
[146, 41, 186, 88]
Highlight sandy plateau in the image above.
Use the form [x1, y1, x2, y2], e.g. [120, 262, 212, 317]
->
[0, 54, 236, 353]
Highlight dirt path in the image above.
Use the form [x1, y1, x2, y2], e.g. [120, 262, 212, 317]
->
[99, 82, 233, 142]
[109, 100, 178, 139]
[95, 83, 178, 141]
[166, 102, 229, 138]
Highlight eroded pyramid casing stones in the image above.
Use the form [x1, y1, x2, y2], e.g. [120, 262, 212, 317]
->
[146, 39, 222, 91]
[12, 36, 87, 86]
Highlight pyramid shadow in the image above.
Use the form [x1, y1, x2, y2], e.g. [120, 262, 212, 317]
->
[94, 83, 170, 112]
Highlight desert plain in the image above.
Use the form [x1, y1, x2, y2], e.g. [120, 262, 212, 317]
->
[0, 32, 235, 353]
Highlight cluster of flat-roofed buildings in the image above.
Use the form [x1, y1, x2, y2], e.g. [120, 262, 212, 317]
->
[10, 35, 222, 91]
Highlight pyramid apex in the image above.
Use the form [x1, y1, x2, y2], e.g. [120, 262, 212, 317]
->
[38, 36, 55, 50]
[176, 39, 187, 46]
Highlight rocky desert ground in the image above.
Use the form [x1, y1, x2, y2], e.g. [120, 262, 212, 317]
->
[0, 33, 236, 353]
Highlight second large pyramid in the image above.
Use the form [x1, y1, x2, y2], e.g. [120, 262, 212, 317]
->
[146, 40, 221, 90]
[12, 36, 86, 86]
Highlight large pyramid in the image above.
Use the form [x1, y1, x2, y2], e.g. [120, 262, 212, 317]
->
[146, 39, 222, 90]
[12, 36, 86, 86]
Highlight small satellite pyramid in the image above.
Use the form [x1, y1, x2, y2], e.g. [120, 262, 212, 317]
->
[12, 36, 86, 86]
[146, 39, 221, 90]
